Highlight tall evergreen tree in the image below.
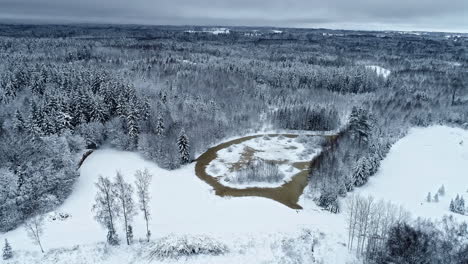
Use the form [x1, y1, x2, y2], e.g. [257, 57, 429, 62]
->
[177, 128, 190, 164]
[349, 106, 372, 145]
[2, 239, 13, 260]
[155, 113, 165, 136]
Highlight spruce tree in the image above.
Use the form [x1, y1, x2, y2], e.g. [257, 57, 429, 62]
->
[426, 192, 432, 202]
[177, 128, 190, 164]
[155, 113, 165, 136]
[348, 106, 372, 145]
[438, 185, 445, 196]
[2, 239, 12, 260]
[353, 157, 370, 187]
[127, 107, 139, 148]
[459, 196, 465, 215]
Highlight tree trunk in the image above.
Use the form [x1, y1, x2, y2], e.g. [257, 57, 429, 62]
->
[144, 210, 150, 242]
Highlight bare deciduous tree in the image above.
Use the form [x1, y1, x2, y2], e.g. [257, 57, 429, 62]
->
[92, 175, 120, 245]
[114, 171, 136, 245]
[135, 168, 153, 242]
[346, 194, 410, 259]
[24, 215, 45, 253]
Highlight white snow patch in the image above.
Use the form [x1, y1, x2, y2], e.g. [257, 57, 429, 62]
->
[366, 65, 391, 78]
[353, 125, 468, 220]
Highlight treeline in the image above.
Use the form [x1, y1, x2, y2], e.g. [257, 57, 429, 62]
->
[345, 195, 468, 264]
[270, 105, 340, 131]
[370, 216, 468, 264]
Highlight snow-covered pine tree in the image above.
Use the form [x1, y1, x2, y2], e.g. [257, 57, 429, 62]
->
[353, 157, 370, 187]
[155, 113, 165, 136]
[458, 196, 465, 215]
[438, 185, 445, 196]
[450, 195, 466, 215]
[433, 193, 439, 202]
[2, 239, 12, 260]
[426, 192, 432, 202]
[349, 107, 372, 146]
[177, 128, 190, 164]
[127, 104, 139, 148]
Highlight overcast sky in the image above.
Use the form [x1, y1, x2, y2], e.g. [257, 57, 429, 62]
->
[0, 0, 467, 32]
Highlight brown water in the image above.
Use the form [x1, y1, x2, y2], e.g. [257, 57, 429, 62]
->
[194, 133, 333, 209]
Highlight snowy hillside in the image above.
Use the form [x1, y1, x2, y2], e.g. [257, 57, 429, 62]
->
[353, 125, 468, 219]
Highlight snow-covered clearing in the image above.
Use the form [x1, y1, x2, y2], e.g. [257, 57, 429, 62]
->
[352, 125, 468, 220]
[206, 135, 322, 188]
[4, 125, 468, 263]
[3, 148, 352, 263]
[366, 65, 391, 78]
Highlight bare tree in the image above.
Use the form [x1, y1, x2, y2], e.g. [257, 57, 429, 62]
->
[346, 194, 410, 260]
[92, 175, 120, 245]
[114, 171, 136, 245]
[24, 215, 45, 253]
[135, 168, 153, 242]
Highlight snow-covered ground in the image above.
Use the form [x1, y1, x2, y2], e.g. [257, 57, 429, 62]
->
[4, 125, 468, 263]
[206, 135, 322, 188]
[366, 65, 391, 78]
[352, 125, 468, 220]
[3, 148, 352, 263]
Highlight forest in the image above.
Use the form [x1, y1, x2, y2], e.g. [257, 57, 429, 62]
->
[0, 24, 467, 263]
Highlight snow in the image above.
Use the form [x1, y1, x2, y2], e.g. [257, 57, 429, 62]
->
[209, 28, 230, 35]
[186, 28, 230, 35]
[366, 65, 391, 78]
[353, 125, 468, 220]
[3, 148, 353, 263]
[6, 126, 466, 263]
[206, 135, 322, 188]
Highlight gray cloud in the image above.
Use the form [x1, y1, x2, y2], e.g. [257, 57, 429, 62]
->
[0, 0, 467, 32]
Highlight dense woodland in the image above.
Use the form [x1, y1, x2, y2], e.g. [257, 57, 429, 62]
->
[0, 25, 467, 261]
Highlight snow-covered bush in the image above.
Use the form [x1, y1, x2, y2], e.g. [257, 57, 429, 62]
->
[228, 160, 285, 184]
[272, 229, 317, 264]
[148, 235, 228, 260]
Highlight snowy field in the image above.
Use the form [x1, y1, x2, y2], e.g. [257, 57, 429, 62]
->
[3, 148, 352, 263]
[352, 125, 468, 220]
[206, 135, 322, 188]
[3, 125, 468, 263]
